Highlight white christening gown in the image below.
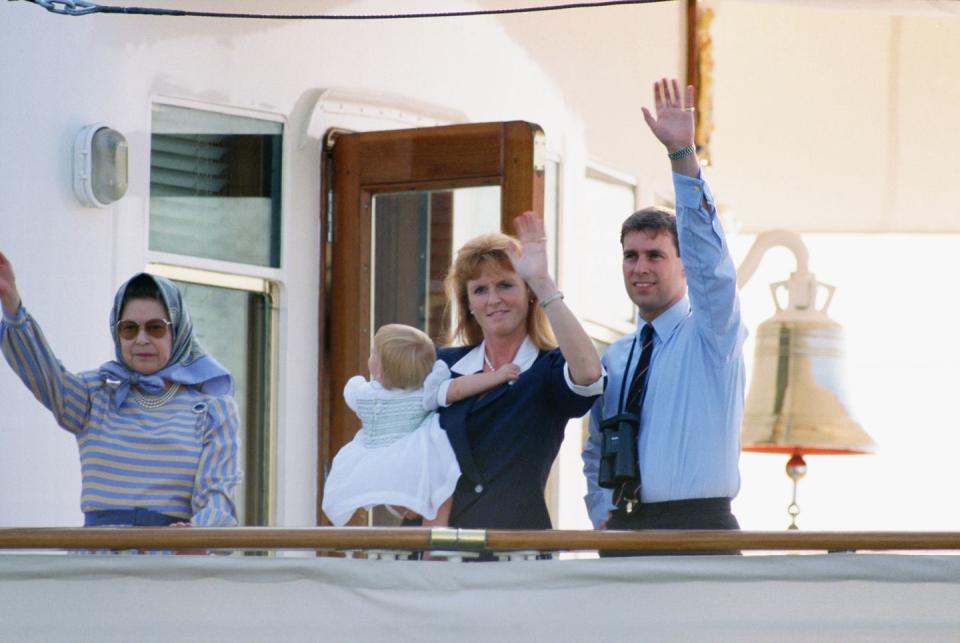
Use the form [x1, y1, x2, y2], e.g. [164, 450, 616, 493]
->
[321, 361, 461, 526]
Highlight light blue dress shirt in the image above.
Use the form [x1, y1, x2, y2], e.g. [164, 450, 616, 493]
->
[582, 172, 747, 528]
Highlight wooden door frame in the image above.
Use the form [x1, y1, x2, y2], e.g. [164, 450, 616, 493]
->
[318, 121, 544, 524]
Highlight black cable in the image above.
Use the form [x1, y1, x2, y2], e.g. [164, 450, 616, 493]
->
[22, 0, 672, 19]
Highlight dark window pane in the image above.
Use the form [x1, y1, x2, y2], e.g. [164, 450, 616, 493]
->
[174, 279, 272, 526]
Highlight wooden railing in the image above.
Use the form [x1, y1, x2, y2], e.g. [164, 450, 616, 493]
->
[1, 528, 959, 554]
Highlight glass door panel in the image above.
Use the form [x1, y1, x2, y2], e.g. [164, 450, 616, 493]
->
[368, 187, 500, 526]
[324, 121, 542, 526]
[372, 186, 500, 344]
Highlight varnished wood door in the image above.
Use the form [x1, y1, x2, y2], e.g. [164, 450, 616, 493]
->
[319, 122, 544, 525]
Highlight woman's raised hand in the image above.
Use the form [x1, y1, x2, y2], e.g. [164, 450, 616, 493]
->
[0, 251, 21, 317]
[510, 213, 601, 386]
[507, 211, 552, 295]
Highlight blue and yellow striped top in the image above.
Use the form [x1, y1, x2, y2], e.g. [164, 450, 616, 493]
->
[1, 306, 240, 526]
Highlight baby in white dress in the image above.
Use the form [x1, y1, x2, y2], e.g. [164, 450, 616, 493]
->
[322, 324, 518, 527]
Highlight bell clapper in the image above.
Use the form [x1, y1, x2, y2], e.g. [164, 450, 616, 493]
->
[785, 453, 807, 530]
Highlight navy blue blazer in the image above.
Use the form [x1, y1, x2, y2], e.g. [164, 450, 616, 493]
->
[437, 345, 599, 529]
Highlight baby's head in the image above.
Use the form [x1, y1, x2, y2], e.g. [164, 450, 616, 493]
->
[370, 324, 436, 390]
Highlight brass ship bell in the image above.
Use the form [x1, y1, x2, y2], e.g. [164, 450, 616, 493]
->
[737, 231, 875, 528]
[738, 230, 875, 456]
[741, 274, 876, 455]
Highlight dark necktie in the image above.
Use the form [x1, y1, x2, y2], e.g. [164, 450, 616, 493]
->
[626, 324, 655, 415]
[617, 323, 655, 506]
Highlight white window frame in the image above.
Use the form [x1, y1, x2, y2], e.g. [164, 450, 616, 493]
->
[146, 97, 286, 525]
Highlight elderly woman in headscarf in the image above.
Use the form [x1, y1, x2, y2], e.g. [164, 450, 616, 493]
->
[0, 251, 239, 528]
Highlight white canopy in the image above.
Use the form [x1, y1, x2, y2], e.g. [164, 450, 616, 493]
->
[2, 553, 958, 641]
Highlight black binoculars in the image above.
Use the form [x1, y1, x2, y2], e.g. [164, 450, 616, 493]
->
[597, 413, 639, 489]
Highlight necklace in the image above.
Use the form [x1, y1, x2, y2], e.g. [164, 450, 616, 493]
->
[130, 383, 181, 410]
[484, 352, 495, 372]
[484, 345, 519, 372]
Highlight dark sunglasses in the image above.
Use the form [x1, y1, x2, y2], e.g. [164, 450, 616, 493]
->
[116, 319, 172, 340]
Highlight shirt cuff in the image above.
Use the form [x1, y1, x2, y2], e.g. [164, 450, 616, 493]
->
[191, 507, 238, 528]
[673, 172, 716, 211]
[588, 494, 616, 529]
[2, 303, 26, 325]
[563, 363, 605, 397]
[437, 379, 452, 408]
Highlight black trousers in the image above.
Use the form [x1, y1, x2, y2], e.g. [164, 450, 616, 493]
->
[600, 497, 740, 558]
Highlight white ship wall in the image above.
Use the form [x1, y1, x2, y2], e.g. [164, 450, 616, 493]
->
[5, 0, 959, 534]
[0, 0, 685, 528]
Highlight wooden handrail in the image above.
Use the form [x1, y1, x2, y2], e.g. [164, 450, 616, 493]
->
[1, 528, 959, 553]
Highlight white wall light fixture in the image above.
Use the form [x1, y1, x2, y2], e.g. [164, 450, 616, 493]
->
[73, 124, 128, 208]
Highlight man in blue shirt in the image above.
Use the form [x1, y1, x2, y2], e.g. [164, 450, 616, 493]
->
[582, 78, 747, 538]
